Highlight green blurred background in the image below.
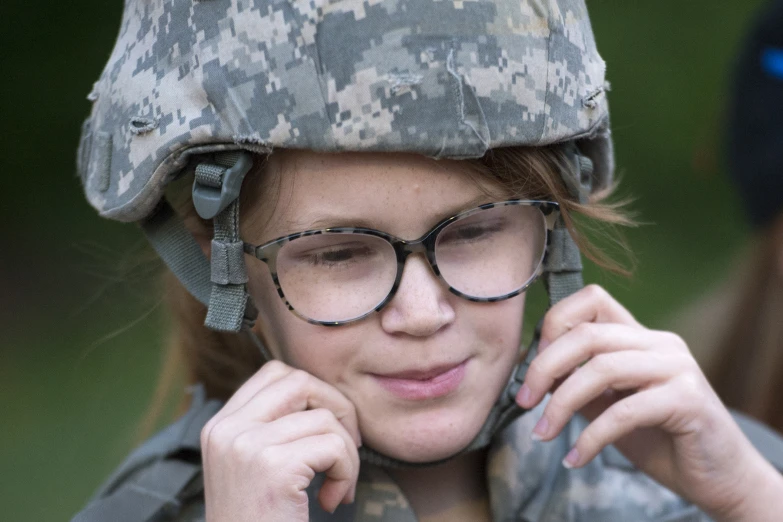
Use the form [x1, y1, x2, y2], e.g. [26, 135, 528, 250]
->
[0, 1, 767, 519]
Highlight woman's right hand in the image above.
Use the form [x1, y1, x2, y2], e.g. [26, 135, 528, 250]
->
[200, 360, 362, 522]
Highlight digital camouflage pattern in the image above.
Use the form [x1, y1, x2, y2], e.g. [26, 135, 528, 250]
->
[306, 403, 707, 521]
[75, 394, 710, 521]
[78, 0, 612, 223]
[318, 402, 705, 521]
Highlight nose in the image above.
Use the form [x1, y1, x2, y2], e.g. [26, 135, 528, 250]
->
[379, 253, 456, 336]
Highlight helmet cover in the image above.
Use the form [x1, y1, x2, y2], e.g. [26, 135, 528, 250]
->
[78, 0, 613, 223]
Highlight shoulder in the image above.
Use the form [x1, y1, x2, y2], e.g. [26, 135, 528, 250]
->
[70, 385, 223, 522]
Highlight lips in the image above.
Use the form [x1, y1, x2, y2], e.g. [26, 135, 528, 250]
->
[371, 359, 469, 400]
[380, 362, 465, 381]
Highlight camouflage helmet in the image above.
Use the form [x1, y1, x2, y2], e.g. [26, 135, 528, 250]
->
[78, 0, 611, 223]
[77, 0, 610, 466]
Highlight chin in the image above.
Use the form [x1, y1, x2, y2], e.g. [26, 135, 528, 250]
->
[359, 403, 487, 463]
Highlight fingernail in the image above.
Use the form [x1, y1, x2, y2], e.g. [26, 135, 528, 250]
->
[518, 383, 532, 406]
[562, 447, 580, 469]
[531, 416, 549, 441]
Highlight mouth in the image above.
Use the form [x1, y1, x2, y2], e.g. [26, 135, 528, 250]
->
[371, 359, 469, 400]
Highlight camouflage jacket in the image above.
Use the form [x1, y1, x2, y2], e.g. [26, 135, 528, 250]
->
[72, 385, 783, 522]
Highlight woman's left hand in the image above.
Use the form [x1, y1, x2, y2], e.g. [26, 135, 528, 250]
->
[516, 284, 783, 521]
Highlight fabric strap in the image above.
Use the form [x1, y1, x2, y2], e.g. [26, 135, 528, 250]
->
[141, 151, 259, 333]
[141, 201, 212, 307]
[194, 152, 258, 332]
[141, 198, 270, 357]
[204, 198, 256, 332]
[72, 460, 201, 522]
[71, 386, 222, 522]
[544, 218, 584, 305]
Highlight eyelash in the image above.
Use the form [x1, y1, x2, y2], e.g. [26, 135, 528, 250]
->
[305, 246, 374, 267]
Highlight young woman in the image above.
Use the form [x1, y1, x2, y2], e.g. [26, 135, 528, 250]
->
[72, 1, 783, 520]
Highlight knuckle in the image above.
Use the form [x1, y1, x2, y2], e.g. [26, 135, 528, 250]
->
[325, 432, 347, 452]
[545, 393, 571, 419]
[527, 357, 548, 381]
[256, 445, 282, 471]
[658, 331, 689, 353]
[261, 359, 290, 377]
[540, 312, 558, 338]
[589, 353, 619, 376]
[288, 368, 312, 388]
[541, 310, 575, 340]
[583, 283, 607, 301]
[310, 408, 337, 428]
[578, 425, 603, 454]
[675, 373, 706, 405]
[206, 419, 237, 452]
[670, 350, 699, 373]
[572, 321, 596, 342]
[231, 431, 261, 463]
[609, 399, 636, 426]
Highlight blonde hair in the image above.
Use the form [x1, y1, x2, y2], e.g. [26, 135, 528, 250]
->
[140, 145, 633, 435]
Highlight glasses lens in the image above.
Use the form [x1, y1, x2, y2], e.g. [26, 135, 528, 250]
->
[435, 204, 546, 298]
[276, 233, 397, 323]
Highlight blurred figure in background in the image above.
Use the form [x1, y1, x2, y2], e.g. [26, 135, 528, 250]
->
[678, 0, 783, 433]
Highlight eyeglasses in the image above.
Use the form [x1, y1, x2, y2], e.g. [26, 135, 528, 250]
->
[243, 200, 559, 325]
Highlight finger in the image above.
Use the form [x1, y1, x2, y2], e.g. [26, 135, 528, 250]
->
[251, 409, 361, 483]
[530, 350, 688, 441]
[540, 284, 641, 350]
[223, 369, 361, 446]
[519, 323, 666, 408]
[560, 378, 700, 469]
[281, 434, 358, 513]
[202, 361, 296, 463]
[218, 360, 296, 418]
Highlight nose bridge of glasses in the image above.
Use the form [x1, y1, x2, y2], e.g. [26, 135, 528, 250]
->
[396, 237, 434, 262]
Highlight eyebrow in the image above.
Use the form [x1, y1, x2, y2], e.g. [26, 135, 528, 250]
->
[284, 194, 495, 234]
[287, 213, 378, 231]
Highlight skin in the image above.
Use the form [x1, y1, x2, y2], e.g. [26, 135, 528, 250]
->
[199, 150, 783, 522]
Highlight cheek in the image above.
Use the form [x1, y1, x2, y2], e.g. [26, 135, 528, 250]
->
[466, 295, 526, 358]
[245, 260, 291, 361]
[246, 259, 360, 380]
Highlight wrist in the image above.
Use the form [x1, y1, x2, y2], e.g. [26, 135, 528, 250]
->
[716, 453, 783, 522]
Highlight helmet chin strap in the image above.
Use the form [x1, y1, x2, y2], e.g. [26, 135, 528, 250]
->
[143, 150, 589, 469]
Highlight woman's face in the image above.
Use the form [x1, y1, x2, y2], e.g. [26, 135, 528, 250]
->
[243, 150, 525, 462]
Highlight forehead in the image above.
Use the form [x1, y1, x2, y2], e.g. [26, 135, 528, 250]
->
[243, 150, 509, 241]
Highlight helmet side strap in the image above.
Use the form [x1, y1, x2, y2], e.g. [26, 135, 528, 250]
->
[204, 197, 254, 332]
[142, 152, 272, 360]
[543, 150, 591, 305]
[543, 217, 585, 305]
[189, 151, 256, 334]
